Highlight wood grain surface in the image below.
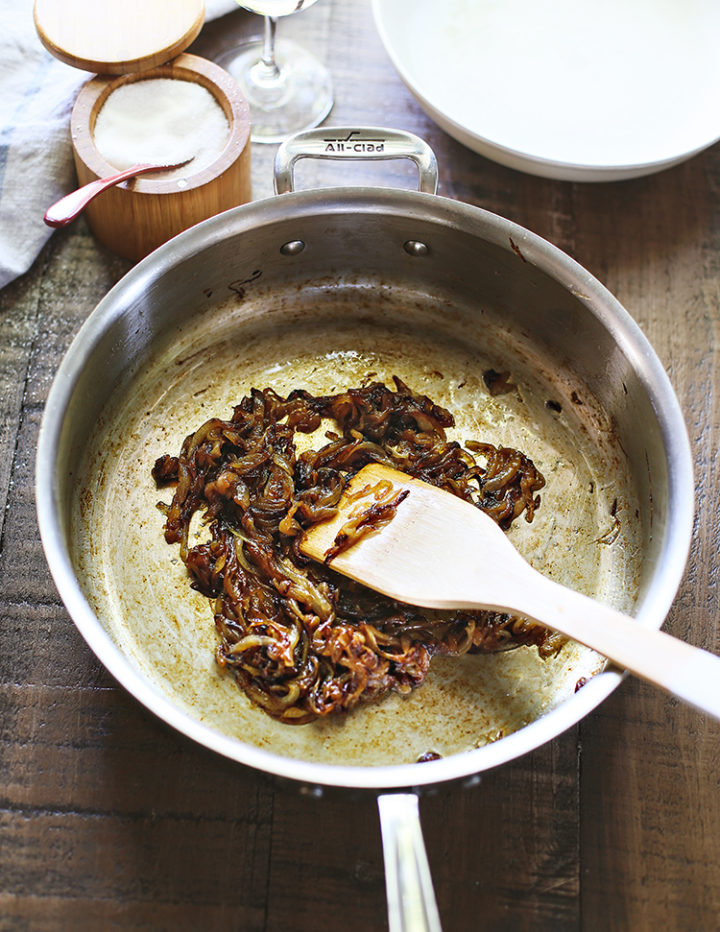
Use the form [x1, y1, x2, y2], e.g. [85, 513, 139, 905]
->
[2, 2, 719, 930]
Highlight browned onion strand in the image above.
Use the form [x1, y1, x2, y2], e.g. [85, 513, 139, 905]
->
[153, 377, 563, 724]
[323, 487, 410, 563]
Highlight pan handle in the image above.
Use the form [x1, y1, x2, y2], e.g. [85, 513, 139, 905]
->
[274, 127, 438, 195]
[377, 793, 443, 932]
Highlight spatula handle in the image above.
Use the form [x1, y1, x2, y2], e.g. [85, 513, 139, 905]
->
[521, 571, 720, 720]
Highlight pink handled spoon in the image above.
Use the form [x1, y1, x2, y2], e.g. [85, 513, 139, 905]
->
[43, 160, 192, 228]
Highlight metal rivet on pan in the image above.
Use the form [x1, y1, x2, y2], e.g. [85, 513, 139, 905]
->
[403, 240, 429, 257]
[280, 240, 306, 256]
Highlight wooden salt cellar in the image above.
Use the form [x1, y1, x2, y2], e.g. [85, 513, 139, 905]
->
[70, 55, 251, 261]
[34, 0, 252, 261]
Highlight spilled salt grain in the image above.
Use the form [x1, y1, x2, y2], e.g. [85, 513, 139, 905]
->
[93, 78, 230, 180]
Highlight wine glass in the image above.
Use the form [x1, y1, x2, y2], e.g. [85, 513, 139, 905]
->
[217, 1, 333, 144]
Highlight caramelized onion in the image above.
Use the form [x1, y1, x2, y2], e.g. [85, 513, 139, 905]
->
[154, 377, 556, 723]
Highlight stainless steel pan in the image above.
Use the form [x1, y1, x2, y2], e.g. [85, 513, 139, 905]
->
[35, 128, 694, 930]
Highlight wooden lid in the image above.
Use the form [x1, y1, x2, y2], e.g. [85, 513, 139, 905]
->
[34, 0, 205, 75]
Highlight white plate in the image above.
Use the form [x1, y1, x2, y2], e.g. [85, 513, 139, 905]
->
[372, 0, 720, 181]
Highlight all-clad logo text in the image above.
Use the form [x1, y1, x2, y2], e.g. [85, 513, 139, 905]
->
[324, 131, 385, 153]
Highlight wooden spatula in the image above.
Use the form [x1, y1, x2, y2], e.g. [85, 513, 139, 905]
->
[300, 463, 720, 721]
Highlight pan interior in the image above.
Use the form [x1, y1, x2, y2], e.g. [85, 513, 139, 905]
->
[71, 279, 641, 766]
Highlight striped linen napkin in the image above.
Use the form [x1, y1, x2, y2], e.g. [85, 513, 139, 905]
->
[0, 0, 237, 292]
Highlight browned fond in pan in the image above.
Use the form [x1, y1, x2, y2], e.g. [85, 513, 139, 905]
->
[71, 278, 640, 767]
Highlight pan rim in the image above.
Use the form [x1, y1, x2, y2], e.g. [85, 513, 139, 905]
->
[35, 187, 695, 789]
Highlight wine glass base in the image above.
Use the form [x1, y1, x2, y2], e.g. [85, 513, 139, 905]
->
[217, 37, 333, 144]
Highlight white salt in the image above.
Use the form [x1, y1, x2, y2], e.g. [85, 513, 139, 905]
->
[93, 78, 230, 180]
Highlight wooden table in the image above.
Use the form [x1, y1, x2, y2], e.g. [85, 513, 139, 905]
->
[2, 3, 719, 929]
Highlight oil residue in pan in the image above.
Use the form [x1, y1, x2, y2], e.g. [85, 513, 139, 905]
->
[72, 286, 642, 766]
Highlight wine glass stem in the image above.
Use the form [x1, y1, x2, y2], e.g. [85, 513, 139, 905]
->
[261, 16, 280, 80]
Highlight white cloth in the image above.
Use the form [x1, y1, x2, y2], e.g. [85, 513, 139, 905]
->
[0, 0, 237, 291]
